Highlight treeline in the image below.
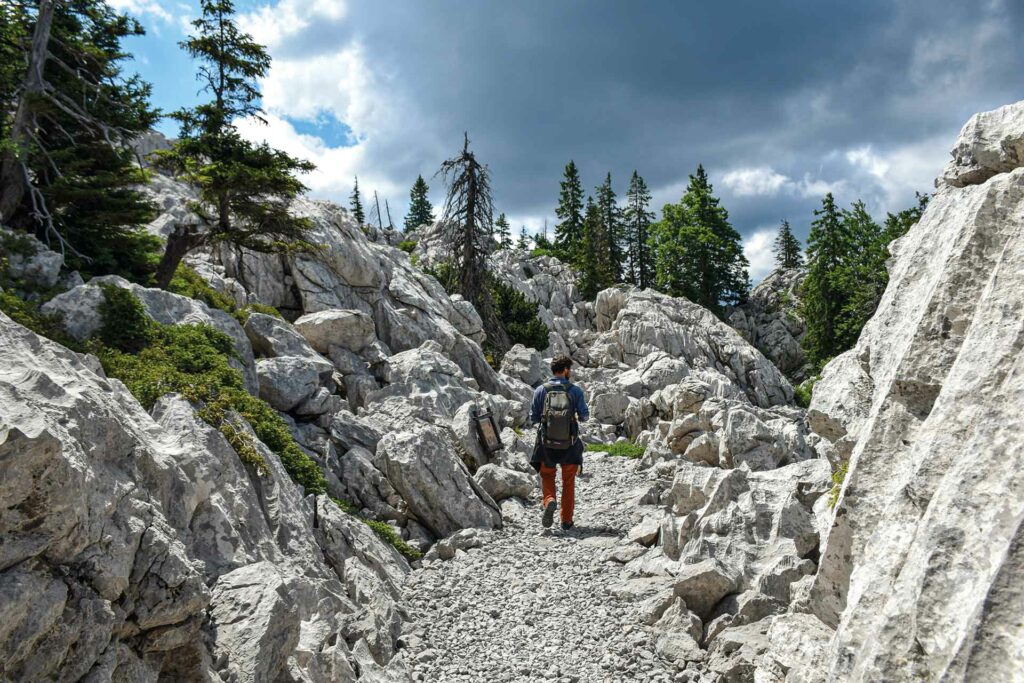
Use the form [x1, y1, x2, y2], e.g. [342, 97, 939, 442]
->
[529, 162, 750, 312]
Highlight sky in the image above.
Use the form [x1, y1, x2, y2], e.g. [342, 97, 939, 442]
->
[112, 0, 1024, 281]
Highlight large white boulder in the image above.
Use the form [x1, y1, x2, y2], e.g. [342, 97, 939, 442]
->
[294, 308, 376, 354]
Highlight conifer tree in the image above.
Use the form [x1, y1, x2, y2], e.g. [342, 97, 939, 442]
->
[517, 226, 530, 250]
[494, 213, 512, 249]
[649, 165, 748, 312]
[773, 220, 802, 269]
[154, 0, 314, 289]
[1, 0, 160, 278]
[350, 176, 365, 225]
[436, 133, 511, 353]
[595, 172, 624, 281]
[554, 160, 584, 260]
[623, 170, 654, 288]
[799, 193, 848, 364]
[578, 196, 615, 299]
[403, 174, 433, 231]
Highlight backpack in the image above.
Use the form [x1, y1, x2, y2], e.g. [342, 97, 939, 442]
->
[541, 381, 575, 450]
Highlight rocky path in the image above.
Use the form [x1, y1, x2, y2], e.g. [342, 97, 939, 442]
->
[403, 452, 684, 683]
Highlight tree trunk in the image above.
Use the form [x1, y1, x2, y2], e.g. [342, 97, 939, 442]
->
[155, 230, 198, 289]
[0, 0, 54, 224]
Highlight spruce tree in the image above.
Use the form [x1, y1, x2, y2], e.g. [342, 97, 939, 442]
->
[350, 176, 365, 225]
[0, 0, 160, 278]
[517, 226, 530, 250]
[403, 174, 433, 231]
[554, 160, 584, 261]
[595, 172, 624, 281]
[154, 0, 314, 289]
[436, 133, 511, 353]
[578, 196, 615, 299]
[773, 220, 802, 269]
[649, 165, 748, 312]
[623, 170, 654, 288]
[799, 193, 848, 364]
[494, 212, 511, 249]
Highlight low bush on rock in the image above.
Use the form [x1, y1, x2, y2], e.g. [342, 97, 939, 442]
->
[586, 442, 645, 458]
[168, 263, 283, 324]
[828, 461, 849, 509]
[94, 286, 326, 493]
[397, 239, 418, 253]
[332, 497, 423, 561]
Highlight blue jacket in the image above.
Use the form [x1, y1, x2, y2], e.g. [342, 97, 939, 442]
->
[530, 376, 589, 426]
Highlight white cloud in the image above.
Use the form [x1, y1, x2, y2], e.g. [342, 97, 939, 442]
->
[743, 227, 778, 284]
[107, 0, 172, 24]
[239, 0, 347, 49]
[721, 167, 789, 197]
[719, 165, 843, 201]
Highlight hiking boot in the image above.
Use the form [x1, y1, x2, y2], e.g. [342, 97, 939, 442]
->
[561, 521, 574, 531]
[542, 500, 557, 528]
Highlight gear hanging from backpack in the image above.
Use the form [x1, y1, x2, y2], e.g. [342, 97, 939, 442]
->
[541, 381, 576, 450]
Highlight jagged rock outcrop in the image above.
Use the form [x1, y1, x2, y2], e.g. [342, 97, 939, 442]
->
[793, 100, 1024, 681]
[727, 268, 809, 381]
[0, 312, 411, 681]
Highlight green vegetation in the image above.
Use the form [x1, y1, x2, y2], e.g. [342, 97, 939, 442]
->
[800, 193, 928, 368]
[93, 285, 325, 493]
[773, 220, 803, 269]
[530, 247, 558, 259]
[828, 461, 849, 509]
[794, 376, 818, 409]
[398, 239, 418, 254]
[623, 170, 655, 289]
[331, 497, 422, 561]
[494, 212, 511, 249]
[168, 263, 281, 324]
[404, 175, 434, 232]
[649, 165, 749, 313]
[586, 441, 645, 459]
[350, 176, 365, 225]
[1, 1, 161, 283]
[152, 0, 315, 289]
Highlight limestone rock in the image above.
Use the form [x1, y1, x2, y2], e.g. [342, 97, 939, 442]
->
[376, 422, 502, 537]
[294, 308, 376, 354]
[473, 464, 534, 502]
[499, 343, 546, 387]
[256, 356, 321, 412]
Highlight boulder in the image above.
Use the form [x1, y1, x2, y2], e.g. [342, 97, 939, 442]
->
[243, 312, 333, 378]
[1, 228, 62, 288]
[473, 464, 534, 502]
[256, 356, 321, 412]
[499, 343, 546, 387]
[672, 559, 739, 621]
[294, 308, 376, 354]
[376, 422, 502, 537]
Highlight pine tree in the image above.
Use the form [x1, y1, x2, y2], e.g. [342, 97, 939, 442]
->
[154, 0, 314, 289]
[403, 174, 433, 231]
[649, 165, 748, 312]
[436, 133, 511, 353]
[834, 200, 884, 350]
[350, 176, 365, 225]
[493, 212, 511, 249]
[623, 170, 654, 288]
[595, 172, 624, 281]
[517, 226, 530, 250]
[0, 0, 161, 278]
[799, 193, 849, 364]
[773, 220, 802, 270]
[554, 160, 584, 260]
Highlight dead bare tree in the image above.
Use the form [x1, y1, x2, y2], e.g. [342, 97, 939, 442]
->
[436, 133, 511, 355]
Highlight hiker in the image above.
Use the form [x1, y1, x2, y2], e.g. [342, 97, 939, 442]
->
[530, 355, 590, 530]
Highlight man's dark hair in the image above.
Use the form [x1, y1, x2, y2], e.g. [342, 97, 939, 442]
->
[551, 355, 573, 375]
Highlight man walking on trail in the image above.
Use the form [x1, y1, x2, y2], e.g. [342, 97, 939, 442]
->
[530, 355, 590, 530]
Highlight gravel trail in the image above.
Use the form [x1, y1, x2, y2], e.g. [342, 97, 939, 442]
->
[402, 452, 683, 683]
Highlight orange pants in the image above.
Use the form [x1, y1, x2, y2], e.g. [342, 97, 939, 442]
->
[539, 463, 579, 523]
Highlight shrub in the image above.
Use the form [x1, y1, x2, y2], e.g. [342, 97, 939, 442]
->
[0, 291, 78, 348]
[490, 277, 548, 352]
[168, 263, 238, 316]
[529, 247, 558, 259]
[397, 239, 418, 253]
[93, 287, 326, 494]
[827, 461, 849, 509]
[794, 376, 818, 409]
[331, 497, 422, 561]
[586, 441, 645, 459]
